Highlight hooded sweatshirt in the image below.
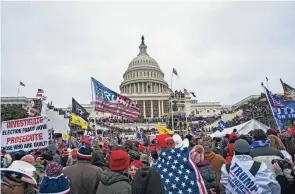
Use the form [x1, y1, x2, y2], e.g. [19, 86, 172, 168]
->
[91, 151, 109, 171]
[204, 152, 226, 190]
[46, 145, 61, 164]
[96, 171, 131, 194]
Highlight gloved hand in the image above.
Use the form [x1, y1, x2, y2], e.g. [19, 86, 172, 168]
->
[272, 162, 283, 176]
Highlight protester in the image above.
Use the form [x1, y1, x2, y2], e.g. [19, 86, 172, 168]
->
[91, 151, 109, 171]
[138, 145, 147, 153]
[268, 134, 292, 161]
[139, 153, 149, 166]
[39, 162, 70, 194]
[14, 150, 27, 161]
[44, 145, 61, 164]
[96, 150, 131, 194]
[281, 133, 295, 162]
[250, 129, 284, 171]
[131, 167, 165, 194]
[190, 145, 218, 193]
[272, 159, 295, 193]
[200, 136, 226, 191]
[155, 134, 175, 156]
[63, 141, 103, 194]
[1, 160, 38, 194]
[221, 139, 281, 194]
[21, 154, 44, 185]
[66, 150, 78, 166]
[129, 160, 144, 180]
[223, 133, 238, 163]
[153, 134, 208, 194]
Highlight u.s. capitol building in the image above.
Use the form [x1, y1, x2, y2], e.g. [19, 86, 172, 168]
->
[84, 36, 221, 119]
[2, 36, 222, 120]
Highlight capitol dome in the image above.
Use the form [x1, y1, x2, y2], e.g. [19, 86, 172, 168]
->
[120, 36, 169, 95]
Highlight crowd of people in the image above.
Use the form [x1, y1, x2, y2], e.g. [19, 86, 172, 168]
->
[1, 127, 295, 194]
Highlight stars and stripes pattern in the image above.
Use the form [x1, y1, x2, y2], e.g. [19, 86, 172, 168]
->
[153, 147, 207, 194]
[183, 88, 190, 96]
[135, 132, 145, 144]
[264, 87, 284, 108]
[92, 77, 141, 120]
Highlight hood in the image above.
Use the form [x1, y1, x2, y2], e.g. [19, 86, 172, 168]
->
[129, 150, 140, 161]
[91, 151, 105, 167]
[46, 145, 57, 156]
[100, 171, 129, 186]
[204, 152, 216, 161]
[197, 160, 210, 167]
[34, 163, 45, 172]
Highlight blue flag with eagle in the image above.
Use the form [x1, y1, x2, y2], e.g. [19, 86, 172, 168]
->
[153, 146, 207, 194]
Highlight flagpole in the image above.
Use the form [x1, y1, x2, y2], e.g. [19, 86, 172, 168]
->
[90, 78, 97, 136]
[262, 84, 281, 133]
[170, 71, 174, 130]
[17, 81, 20, 97]
[266, 77, 269, 89]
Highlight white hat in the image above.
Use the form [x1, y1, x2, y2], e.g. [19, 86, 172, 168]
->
[173, 134, 189, 148]
[0, 160, 37, 187]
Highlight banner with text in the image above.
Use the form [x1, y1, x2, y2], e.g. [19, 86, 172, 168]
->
[225, 162, 263, 194]
[1, 116, 49, 152]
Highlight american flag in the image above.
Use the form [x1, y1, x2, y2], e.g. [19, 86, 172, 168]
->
[265, 86, 284, 108]
[153, 147, 207, 194]
[184, 88, 190, 96]
[92, 77, 141, 120]
[172, 68, 179, 78]
[135, 132, 145, 144]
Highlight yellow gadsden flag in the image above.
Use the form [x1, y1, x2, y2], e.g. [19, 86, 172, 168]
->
[71, 113, 88, 129]
[156, 124, 174, 135]
[62, 133, 77, 141]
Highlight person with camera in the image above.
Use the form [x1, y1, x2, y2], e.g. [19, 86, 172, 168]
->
[272, 158, 295, 194]
[221, 139, 281, 194]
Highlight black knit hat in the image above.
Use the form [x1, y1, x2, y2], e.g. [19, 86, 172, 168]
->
[131, 167, 165, 194]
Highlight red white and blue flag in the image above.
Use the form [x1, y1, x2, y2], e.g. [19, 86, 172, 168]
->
[184, 88, 190, 96]
[91, 77, 141, 120]
[153, 146, 207, 194]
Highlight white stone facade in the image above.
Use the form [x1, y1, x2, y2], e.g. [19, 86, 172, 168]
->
[190, 101, 221, 117]
[120, 36, 170, 118]
[1, 96, 35, 109]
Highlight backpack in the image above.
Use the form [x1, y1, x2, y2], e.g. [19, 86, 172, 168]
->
[226, 161, 261, 176]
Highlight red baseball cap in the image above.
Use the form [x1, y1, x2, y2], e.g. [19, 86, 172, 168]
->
[229, 133, 238, 140]
[155, 134, 175, 149]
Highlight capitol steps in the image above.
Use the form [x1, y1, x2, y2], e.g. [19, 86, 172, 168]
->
[204, 110, 243, 130]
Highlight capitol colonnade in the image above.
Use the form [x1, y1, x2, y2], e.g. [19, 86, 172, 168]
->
[120, 36, 170, 118]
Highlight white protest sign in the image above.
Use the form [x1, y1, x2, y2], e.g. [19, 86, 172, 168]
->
[226, 162, 263, 194]
[1, 116, 49, 152]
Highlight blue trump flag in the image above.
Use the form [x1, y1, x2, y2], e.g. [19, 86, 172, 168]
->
[217, 120, 227, 132]
[153, 146, 207, 194]
[264, 86, 295, 130]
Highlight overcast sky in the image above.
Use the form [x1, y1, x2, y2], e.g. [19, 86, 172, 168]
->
[2, 1, 295, 108]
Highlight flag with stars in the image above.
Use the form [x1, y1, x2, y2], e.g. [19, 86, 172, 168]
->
[152, 147, 207, 194]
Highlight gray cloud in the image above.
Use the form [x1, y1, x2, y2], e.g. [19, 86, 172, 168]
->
[2, 2, 295, 107]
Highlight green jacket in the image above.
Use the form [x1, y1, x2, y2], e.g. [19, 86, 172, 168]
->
[96, 171, 131, 194]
